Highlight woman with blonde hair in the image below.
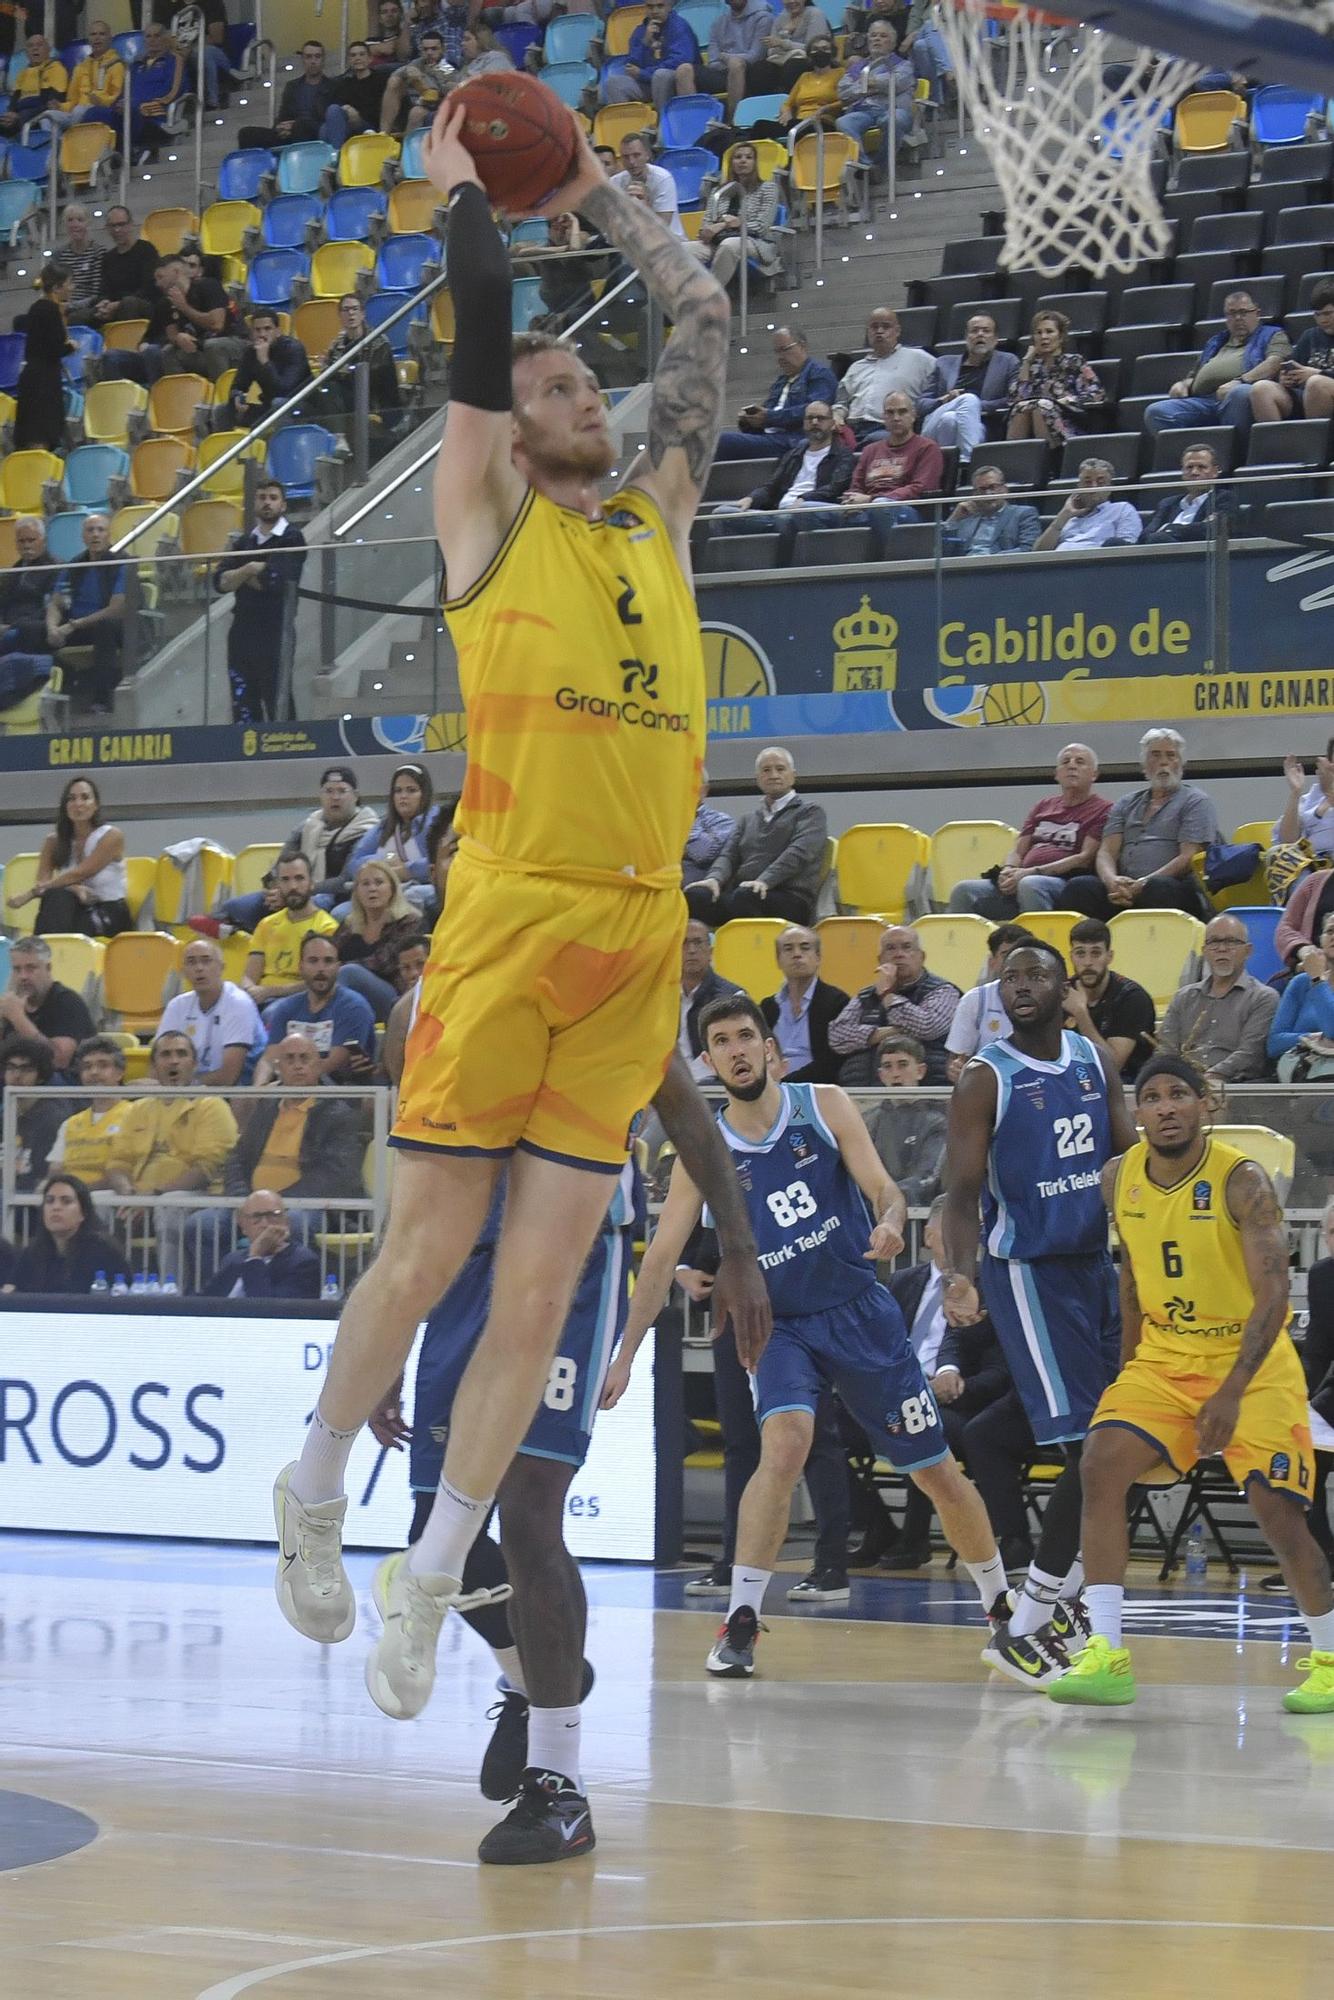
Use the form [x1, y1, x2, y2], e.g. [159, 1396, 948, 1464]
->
[1006, 308, 1106, 445]
[334, 858, 424, 1020]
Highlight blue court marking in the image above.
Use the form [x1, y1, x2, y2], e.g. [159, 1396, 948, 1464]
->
[0, 1790, 98, 1872]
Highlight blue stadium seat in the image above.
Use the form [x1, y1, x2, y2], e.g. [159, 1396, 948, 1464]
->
[511, 277, 545, 331]
[326, 185, 386, 241]
[679, 2, 725, 42]
[62, 443, 130, 509]
[539, 61, 596, 109]
[112, 30, 145, 64]
[364, 290, 425, 356]
[543, 14, 600, 63]
[0, 330, 25, 391]
[398, 126, 429, 180]
[7, 140, 51, 183]
[1251, 85, 1324, 147]
[659, 94, 724, 149]
[225, 23, 256, 69]
[246, 247, 310, 308]
[734, 94, 785, 128]
[58, 40, 91, 69]
[261, 192, 322, 249]
[374, 233, 438, 292]
[266, 423, 339, 500]
[63, 323, 102, 385]
[275, 141, 335, 195]
[508, 218, 550, 246]
[1228, 906, 1283, 984]
[219, 147, 276, 201]
[45, 509, 97, 563]
[0, 181, 41, 252]
[495, 22, 542, 67]
[658, 146, 714, 208]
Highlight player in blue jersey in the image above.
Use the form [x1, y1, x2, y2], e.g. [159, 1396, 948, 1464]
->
[605, 994, 1010, 1679]
[942, 941, 1137, 1687]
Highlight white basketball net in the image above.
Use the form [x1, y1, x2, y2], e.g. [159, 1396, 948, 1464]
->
[938, 2, 1205, 275]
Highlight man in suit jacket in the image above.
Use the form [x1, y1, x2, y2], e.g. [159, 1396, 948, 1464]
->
[942, 466, 1042, 555]
[760, 924, 849, 1084]
[1144, 442, 1236, 543]
[214, 478, 308, 724]
[202, 1189, 323, 1300]
[920, 313, 1020, 461]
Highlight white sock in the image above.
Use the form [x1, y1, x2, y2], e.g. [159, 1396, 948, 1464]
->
[494, 1645, 527, 1696]
[1084, 1584, 1124, 1648]
[728, 1566, 771, 1619]
[1303, 1605, 1334, 1653]
[1009, 1564, 1063, 1638]
[527, 1704, 582, 1790]
[407, 1474, 492, 1581]
[1060, 1557, 1085, 1602]
[287, 1407, 360, 1505]
[965, 1551, 1009, 1611]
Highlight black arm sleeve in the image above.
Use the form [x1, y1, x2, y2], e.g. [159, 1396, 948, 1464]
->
[447, 182, 513, 413]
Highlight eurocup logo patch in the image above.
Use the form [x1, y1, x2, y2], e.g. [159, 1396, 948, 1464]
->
[1192, 1181, 1213, 1212]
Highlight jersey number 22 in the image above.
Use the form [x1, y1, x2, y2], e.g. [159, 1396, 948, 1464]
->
[1053, 1114, 1094, 1158]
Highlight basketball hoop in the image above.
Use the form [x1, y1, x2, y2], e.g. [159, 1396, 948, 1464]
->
[939, 0, 1204, 276]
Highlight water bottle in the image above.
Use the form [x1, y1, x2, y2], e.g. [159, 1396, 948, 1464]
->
[322, 1275, 341, 1302]
[145, 1273, 161, 1296]
[110, 1274, 129, 1296]
[89, 1270, 109, 1293]
[131, 1272, 147, 1297]
[160, 1273, 179, 1296]
[1184, 1519, 1208, 1580]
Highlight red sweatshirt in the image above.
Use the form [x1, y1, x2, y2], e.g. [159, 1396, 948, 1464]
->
[849, 432, 945, 500]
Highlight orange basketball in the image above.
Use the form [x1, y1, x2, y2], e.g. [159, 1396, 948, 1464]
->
[452, 72, 581, 215]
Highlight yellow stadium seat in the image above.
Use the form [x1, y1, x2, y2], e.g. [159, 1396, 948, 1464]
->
[59, 120, 115, 186]
[199, 199, 261, 259]
[143, 205, 198, 254]
[911, 913, 993, 994]
[680, 206, 704, 240]
[1174, 89, 1247, 152]
[221, 929, 254, 985]
[84, 379, 149, 446]
[310, 240, 374, 298]
[815, 916, 883, 994]
[1200, 819, 1271, 910]
[930, 820, 1019, 905]
[293, 297, 344, 364]
[130, 435, 194, 501]
[109, 505, 179, 555]
[0, 450, 63, 513]
[789, 131, 862, 208]
[42, 932, 105, 1005]
[1016, 909, 1078, 965]
[0, 517, 19, 569]
[836, 823, 930, 919]
[603, 4, 647, 56]
[722, 139, 786, 183]
[147, 373, 211, 441]
[213, 367, 237, 410]
[2, 852, 42, 935]
[219, 253, 249, 288]
[232, 842, 282, 897]
[124, 856, 157, 923]
[152, 843, 233, 926]
[197, 428, 266, 499]
[712, 917, 787, 1000]
[1209, 1125, 1295, 1201]
[102, 317, 149, 351]
[180, 498, 243, 558]
[1107, 908, 1206, 1012]
[593, 100, 656, 150]
[101, 1029, 151, 1081]
[102, 930, 182, 1034]
[429, 287, 455, 350]
[0, 391, 15, 434]
[387, 179, 441, 234]
[338, 132, 399, 186]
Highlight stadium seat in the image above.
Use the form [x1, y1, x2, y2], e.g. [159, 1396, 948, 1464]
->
[1251, 85, 1324, 149]
[732, 93, 786, 129]
[2, 853, 41, 934]
[1209, 1124, 1296, 1200]
[1173, 90, 1247, 152]
[130, 435, 194, 501]
[386, 178, 440, 235]
[337, 132, 399, 187]
[42, 932, 104, 1005]
[1224, 906, 1283, 984]
[912, 913, 993, 994]
[364, 290, 424, 355]
[147, 373, 210, 442]
[929, 821, 1018, 905]
[60, 442, 129, 509]
[679, 0, 725, 39]
[260, 191, 322, 249]
[292, 297, 343, 362]
[310, 240, 374, 298]
[246, 248, 310, 309]
[102, 930, 182, 1034]
[83, 378, 148, 446]
[511, 276, 545, 331]
[658, 146, 714, 209]
[142, 206, 198, 255]
[603, 5, 648, 56]
[266, 423, 339, 500]
[0, 329, 27, 392]
[712, 917, 787, 999]
[59, 121, 114, 187]
[0, 180, 42, 252]
[102, 317, 149, 352]
[218, 147, 276, 201]
[721, 137, 786, 183]
[199, 200, 261, 260]
[815, 916, 884, 994]
[180, 497, 243, 559]
[63, 322, 103, 385]
[197, 428, 266, 499]
[836, 824, 930, 920]
[592, 99, 655, 149]
[152, 844, 233, 926]
[397, 126, 429, 181]
[660, 94, 724, 150]
[375, 232, 439, 292]
[0, 450, 63, 513]
[109, 504, 179, 555]
[788, 132, 866, 222]
[124, 856, 156, 924]
[233, 842, 282, 897]
[324, 185, 385, 242]
[544, 13, 600, 62]
[0, 516, 20, 567]
[276, 141, 335, 195]
[971, 438, 1051, 490]
[45, 509, 97, 563]
[1107, 909, 1205, 1011]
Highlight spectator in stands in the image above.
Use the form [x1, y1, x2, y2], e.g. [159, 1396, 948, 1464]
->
[775, 32, 842, 130]
[683, 767, 733, 888]
[393, 934, 430, 993]
[321, 292, 403, 427]
[399, 0, 469, 65]
[689, 142, 783, 291]
[686, 744, 828, 925]
[748, 0, 831, 95]
[1144, 290, 1289, 445]
[226, 1037, 366, 1202]
[0, 937, 95, 1078]
[41, 21, 124, 135]
[711, 400, 856, 556]
[182, 0, 238, 113]
[1267, 910, 1334, 1080]
[1274, 852, 1334, 992]
[367, 0, 406, 67]
[276, 767, 382, 918]
[899, 0, 952, 78]
[1060, 726, 1218, 920]
[341, 761, 442, 918]
[259, 933, 376, 1076]
[0, 517, 56, 667]
[675, 918, 739, 1074]
[103, 1032, 239, 1211]
[13, 270, 73, 455]
[334, 859, 422, 1021]
[244, 856, 340, 1004]
[44, 516, 126, 718]
[941, 465, 1040, 555]
[1005, 308, 1106, 445]
[921, 316, 1019, 465]
[321, 38, 390, 149]
[1154, 914, 1277, 1082]
[715, 326, 839, 460]
[1035, 456, 1142, 551]
[229, 308, 312, 427]
[699, 0, 774, 118]
[215, 478, 307, 725]
[1276, 746, 1334, 877]
[837, 390, 944, 544]
[0, 32, 66, 133]
[3, 1173, 128, 1296]
[381, 24, 451, 133]
[238, 39, 336, 149]
[0, 1037, 66, 1191]
[159, 938, 266, 1085]
[863, 1037, 947, 1203]
[47, 1036, 132, 1181]
[129, 19, 185, 162]
[760, 924, 849, 1083]
[47, 205, 103, 327]
[90, 207, 159, 328]
[829, 923, 960, 1084]
[835, 307, 937, 444]
[446, 24, 514, 88]
[5, 775, 131, 939]
[835, 19, 925, 167]
[531, 211, 608, 332]
[949, 743, 1110, 918]
[100, 252, 246, 385]
[611, 131, 685, 237]
[1253, 280, 1334, 428]
[1060, 916, 1156, 1077]
[944, 921, 1034, 1075]
[202, 1188, 323, 1301]
[602, 0, 699, 113]
[1144, 443, 1235, 543]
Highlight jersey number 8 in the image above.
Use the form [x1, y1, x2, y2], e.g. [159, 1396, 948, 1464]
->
[544, 1356, 578, 1412]
[766, 1179, 818, 1230]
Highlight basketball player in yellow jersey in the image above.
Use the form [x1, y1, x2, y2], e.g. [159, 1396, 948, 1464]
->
[271, 103, 745, 1736]
[1048, 1056, 1334, 1713]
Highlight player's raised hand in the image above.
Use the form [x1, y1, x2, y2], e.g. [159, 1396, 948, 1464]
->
[599, 1349, 634, 1411]
[712, 1246, 772, 1371]
[865, 1217, 904, 1262]
[1195, 1381, 1243, 1458]
[422, 100, 484, 199]
[942, 1272, 983, 1325]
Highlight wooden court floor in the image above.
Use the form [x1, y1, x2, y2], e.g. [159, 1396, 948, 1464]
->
[3, 1538, 1333, 1999]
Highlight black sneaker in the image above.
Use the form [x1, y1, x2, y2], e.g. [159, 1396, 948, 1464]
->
[987, 1588, 1016, 1629]
[477, 1767, 595, 1865]
[1049, 1595, 1092, 1650]
[479, 1659, 595, 1802]
[877, 1540, 932, 1570]
[683, 1561, 730, 1596]
[786, 1567, 851, 1602]
[706, 1604, 761, 1676]
[979, 1619, 1068, 1689]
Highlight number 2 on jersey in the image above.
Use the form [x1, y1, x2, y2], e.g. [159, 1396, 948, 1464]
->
[1053, 1113, 1094, 1158]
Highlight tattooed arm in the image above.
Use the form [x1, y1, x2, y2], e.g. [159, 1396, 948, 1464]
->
[1195, 1160, 1292, 1455]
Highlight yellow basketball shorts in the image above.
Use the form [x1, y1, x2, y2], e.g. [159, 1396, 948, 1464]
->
[392, 846, 685, 1173]
[1089, 1340, 1315, 1505]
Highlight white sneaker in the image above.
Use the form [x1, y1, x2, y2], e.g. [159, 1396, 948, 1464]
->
[365, 1551, 512, 1720]
[273, 1462, 356, 1643]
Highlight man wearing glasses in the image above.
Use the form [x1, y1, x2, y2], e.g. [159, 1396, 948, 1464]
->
[1144, 290, 1290, 445]
[1157, 916, 1279, 1085]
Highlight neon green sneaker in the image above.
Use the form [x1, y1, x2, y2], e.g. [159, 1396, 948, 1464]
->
[1046, 1633, 1137, 1707]
[1283, 1650, 1334, 1715]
